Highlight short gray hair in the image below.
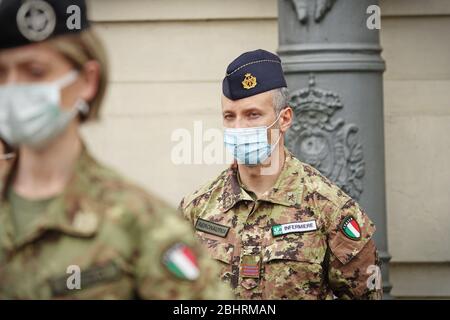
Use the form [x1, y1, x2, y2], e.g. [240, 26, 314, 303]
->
[272, 87, 289, 115]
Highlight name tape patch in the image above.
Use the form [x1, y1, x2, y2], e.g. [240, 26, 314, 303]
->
[195, 218, 230, 238]
[272, 220, 317, 237]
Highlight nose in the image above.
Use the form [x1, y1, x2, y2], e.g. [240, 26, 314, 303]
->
[3, 69, 19, 85]
[233, 116, 249, 129]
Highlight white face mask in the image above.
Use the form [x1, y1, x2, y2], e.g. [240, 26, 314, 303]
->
[223, 111, 283, 165]
[0, 71, 89, 149]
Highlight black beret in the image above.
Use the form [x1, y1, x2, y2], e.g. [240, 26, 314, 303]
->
[0, 0, 90, 50]
[222, 49, 287, 101]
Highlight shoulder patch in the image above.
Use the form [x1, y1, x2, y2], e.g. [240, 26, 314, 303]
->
[340, 216, 361, 241]
[162, 243, 200, 281]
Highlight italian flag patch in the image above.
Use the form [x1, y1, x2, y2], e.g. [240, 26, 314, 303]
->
[340, 216, 361, 241]
[163, 243, 200, 281]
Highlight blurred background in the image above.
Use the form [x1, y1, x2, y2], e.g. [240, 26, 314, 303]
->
[81, 0, 450, 299]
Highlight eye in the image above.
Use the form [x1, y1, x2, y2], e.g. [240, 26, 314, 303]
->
[29, 66, 46, 78]
[249, 112, 260, 119]
[223, 114, 235, 120]
[24, 63, 48, 80]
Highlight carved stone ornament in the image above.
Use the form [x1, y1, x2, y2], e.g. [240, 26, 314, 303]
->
[290, 0, 337, 24]
[286, 74, 365, 200]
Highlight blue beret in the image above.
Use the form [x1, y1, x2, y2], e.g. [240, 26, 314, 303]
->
[222, 49, 287, 101]
[0, 0, 90, 50]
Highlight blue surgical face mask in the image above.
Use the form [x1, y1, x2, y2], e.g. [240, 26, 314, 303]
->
[0, 71, 89, 149]
[224, 112, 283, 165]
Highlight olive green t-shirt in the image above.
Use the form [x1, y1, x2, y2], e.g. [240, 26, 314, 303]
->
[8, 188, 58, 242]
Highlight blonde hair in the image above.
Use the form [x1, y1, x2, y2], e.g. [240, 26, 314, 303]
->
[48, 29, 109, 122]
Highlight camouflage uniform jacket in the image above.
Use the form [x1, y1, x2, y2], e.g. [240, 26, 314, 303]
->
[180, 147, 382, 300]
[0, 145, 233, 299]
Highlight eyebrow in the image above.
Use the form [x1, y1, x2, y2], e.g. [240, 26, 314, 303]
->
[0, 49, 53, 64]
[0, 58, 50, 69]
[241, 106, 265, 113]
[223, 105, 265, 114]
[20, 59, 51, 67]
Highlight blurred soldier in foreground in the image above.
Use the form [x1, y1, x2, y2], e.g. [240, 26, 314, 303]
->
[0, 0, 232, 299]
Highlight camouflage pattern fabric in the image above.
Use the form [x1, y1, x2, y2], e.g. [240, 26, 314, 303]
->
[0, 145, 233, 300]
[180, 147, 382, 300]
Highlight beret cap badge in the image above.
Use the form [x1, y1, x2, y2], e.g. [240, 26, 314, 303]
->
[0, 0, 90, 49]
[16, 0, 56, 42]
[242, 73, 257, 90]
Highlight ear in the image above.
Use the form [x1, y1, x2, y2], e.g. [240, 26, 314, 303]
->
[79, 60, 100, 103]
[279, 107, 293, 133]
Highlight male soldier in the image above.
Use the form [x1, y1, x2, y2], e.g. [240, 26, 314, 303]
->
[0, 0, 232, 299]
[180, 49, 382, 300]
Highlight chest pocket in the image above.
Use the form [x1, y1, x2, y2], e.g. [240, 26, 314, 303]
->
[46, 257, 135, 300]
[261, 233, 327, 299]
[47, 260, 127, 298]
[195, 233, 234, 283]
[239, 245, 262, 293]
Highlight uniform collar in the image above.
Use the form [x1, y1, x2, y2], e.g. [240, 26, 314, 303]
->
[218, 163, 254, 213]
[219, 146, 304, 212]
[0, 144, 102, 252]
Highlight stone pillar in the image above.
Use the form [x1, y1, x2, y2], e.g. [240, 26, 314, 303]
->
[278, 0, 392, 297]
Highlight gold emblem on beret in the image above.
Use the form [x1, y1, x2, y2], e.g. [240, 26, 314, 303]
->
[242, 73, 257, 90]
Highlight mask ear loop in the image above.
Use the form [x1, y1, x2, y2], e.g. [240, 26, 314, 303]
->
[269, 128, 283, 149]
[267, 109, 284, 148]
[0, 153, 16, 161]
[54, 71, 91, 118]
[54, 71, 80, 89]
[267, 109, 284, 130]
